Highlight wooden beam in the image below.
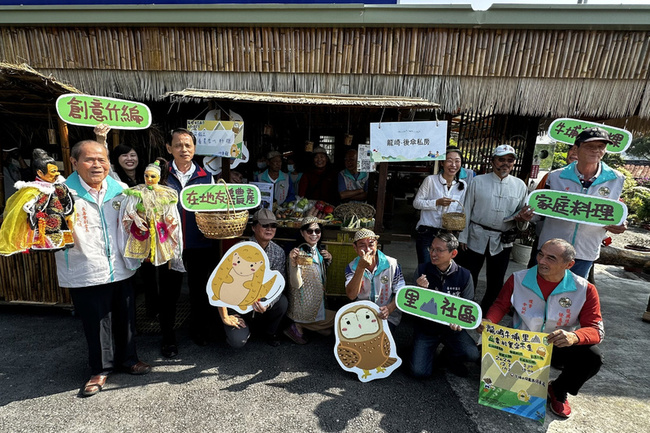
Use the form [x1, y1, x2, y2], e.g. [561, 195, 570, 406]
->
[374, 162, 388, 232]
[58, 117, 71, 176]
[111, 129, 119, 149]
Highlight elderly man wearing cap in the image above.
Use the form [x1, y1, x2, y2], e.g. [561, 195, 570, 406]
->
[218, 208, 288, 348]
[254, 150, 295, 205]
[537, 127, 626, 278]
[458, 144, 534, 312]
[345, 228, 406, 330]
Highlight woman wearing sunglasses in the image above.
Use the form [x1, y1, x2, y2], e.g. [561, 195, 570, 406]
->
[284, 216, 336, 344]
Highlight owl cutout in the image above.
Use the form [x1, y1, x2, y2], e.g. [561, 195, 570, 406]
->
[334, 301, 402, 382]
[207, 241, 285, 314]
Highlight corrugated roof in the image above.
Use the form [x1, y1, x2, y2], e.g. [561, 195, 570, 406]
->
[163, 88, 440, 109]
[625, 163, 650, 181]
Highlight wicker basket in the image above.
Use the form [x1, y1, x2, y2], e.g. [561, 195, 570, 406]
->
[195, 179, 249, 239]
[442, 203, 466, 231]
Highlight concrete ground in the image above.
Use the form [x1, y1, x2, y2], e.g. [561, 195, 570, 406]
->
[0, 238, 648, 433]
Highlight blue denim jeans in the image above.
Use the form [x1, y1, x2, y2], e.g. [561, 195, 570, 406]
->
[569, 259, 593, 279]
[410, 325, 480, 378]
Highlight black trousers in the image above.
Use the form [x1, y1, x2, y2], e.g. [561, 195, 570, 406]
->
[458, 244, 512, 312]
[139, 261, 183, 344]
[69, 279, 139, 376]
[552, 344, 603, 396]
[223, 295, 289, 349]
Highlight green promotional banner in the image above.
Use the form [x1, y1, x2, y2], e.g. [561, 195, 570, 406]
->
[180, 184, 260, 212]
[547, 118, 632, 153]
[479, 323, 553, 423]
[56, 94, 152, 130]
[396, 286, 482, 329]
[527, 190, 627, 227]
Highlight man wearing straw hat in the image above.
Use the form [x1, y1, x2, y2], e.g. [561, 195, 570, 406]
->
[345, 228, 405, 330]
[55, 140, 151, 397]
[458, 144, 534, 312]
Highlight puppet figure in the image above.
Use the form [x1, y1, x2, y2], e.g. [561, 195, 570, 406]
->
[0, 149, 75, 256]
[209, 243, 278, 311]
[120, 158, 183, 270]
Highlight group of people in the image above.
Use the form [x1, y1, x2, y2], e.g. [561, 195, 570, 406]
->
[3, 125, 621, 417]
[411, 127, 626, 418]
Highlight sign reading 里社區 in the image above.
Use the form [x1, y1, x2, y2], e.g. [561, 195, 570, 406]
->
[180, 184, 260, 212]
[396, 286, 482, 329]
[370, 121, 447, 162]
[479, 323, 553, 423]
[527, 190, 627, 227]
[56, 94, 151, 130]
[547, 118, 632, 153]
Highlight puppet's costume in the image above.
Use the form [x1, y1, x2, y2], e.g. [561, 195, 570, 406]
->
[120, 182, 183, 271]
[0, 178, 75, 255]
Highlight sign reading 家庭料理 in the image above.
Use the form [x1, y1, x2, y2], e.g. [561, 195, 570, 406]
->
[527, 190, 627, 227]
[370, 121, 447, 162]
[187, 120, 245, 159]
[547, 118, 632, 153]
[396, 286, 482, 329]
[180, 184, 260, 212]
[56, 94, 151, 130]
[479, 323, 553, 423]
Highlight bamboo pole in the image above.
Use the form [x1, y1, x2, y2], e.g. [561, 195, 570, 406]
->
[374, 162, 388, 233]
[58, 117, 71, 176]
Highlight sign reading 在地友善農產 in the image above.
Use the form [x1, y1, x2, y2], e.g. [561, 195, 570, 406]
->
[547, 118, 632, 153]
[370, 121, 447, 163]
[396, 286, 482, 329]
[180, 184, 260, 212]
[527, 190, 627, 227]
[479, 322, 553, 423]
[56, 94, 151, 130]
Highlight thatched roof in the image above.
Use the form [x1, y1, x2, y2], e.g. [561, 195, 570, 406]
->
[163, 88, 439, 109]
[0, 62, 80, 119]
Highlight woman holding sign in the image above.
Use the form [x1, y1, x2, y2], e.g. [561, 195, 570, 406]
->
[413, 146, 468, 264]
[284, 216, 336, 344]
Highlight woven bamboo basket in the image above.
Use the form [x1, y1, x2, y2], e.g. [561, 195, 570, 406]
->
[442, 203, 466, 231]
[195, 179, 249, 239]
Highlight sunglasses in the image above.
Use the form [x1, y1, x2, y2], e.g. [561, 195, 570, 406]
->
[261, 223, 278, 229]
[305, 228, 321, 235]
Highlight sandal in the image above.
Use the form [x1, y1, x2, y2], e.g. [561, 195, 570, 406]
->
[81, 374, 107, 397]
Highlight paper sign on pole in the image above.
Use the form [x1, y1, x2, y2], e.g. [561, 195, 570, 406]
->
[334, 301, 402, 382]
[187, 120, 245, 159]
[370, 121, 447, 162]
[56, 94, 151, 129]
[527, 190, 627, 227]
[547, 118, 632, 153]
[479, 323, 553, 423]
[250, 182, 274, 209]
[396, 286, 482, 329]
[180, 184, 260, 212]
[357, 144, 376, 173]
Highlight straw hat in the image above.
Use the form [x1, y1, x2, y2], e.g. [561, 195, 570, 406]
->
[353, 228, 379, 243]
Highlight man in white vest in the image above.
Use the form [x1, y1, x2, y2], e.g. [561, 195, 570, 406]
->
[479, 238, 603, 418]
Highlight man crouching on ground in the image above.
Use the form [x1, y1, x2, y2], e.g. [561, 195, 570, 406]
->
[478, 238, 603, 418]
[55, 140, 151, 398]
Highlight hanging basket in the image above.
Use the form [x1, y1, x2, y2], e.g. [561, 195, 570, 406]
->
[441, 202, 466, 231]
[195, 179, 249, 239]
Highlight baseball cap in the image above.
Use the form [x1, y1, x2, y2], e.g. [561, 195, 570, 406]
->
[266, 150, 282, 160]
[252, 208, 276, 225]
[353, 228, 380, 243]
[574, 127, 613, 146]
[312, 147, 327, 155]
[493, 145, 517, 157]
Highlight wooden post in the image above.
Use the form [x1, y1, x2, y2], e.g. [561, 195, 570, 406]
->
[111, 129, 120, 149]
[221, 157, 231, 182]
[374, 162, 388, 233]
[58, 117, 72, 176]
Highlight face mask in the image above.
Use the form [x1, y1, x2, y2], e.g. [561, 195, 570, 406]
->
[287, 164, 295, 172]
[257, 162, 267, 170]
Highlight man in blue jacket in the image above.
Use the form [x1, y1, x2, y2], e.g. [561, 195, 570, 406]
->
[410, 232, 479, 378]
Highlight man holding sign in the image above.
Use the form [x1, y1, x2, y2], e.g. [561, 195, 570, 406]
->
[538, 127, 626, 278]
[479, 239, 604, 418]
[410, 233, 479, 378]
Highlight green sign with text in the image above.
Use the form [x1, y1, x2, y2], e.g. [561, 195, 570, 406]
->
[396, 286, 482, 329]
[527, 190, 627, 227]
[547, 118, 632, 153]
[181, 184, 260, 212]
[56, 94, 152, 130]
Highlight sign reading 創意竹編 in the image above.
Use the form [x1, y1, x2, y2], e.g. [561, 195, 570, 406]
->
[56, 94, 151, 130]
[180, 184, 260, 212]
[547, 118, 632, 153]
[527, 190, 627, 227]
